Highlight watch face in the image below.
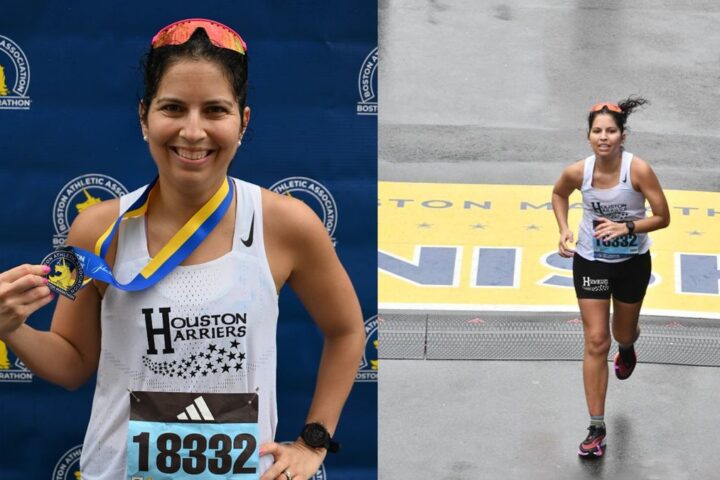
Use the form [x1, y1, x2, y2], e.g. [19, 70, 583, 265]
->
[304, 424, 329, 447]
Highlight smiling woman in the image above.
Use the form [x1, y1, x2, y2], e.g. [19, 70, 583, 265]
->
[142, 59, 248, 200]
[0, 19, 365, 480]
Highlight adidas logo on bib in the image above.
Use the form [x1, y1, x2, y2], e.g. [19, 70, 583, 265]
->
[176, 395, 215, 421]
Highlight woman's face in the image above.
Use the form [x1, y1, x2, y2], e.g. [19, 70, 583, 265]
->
[141, 58, 250, 190]
[588, 113, 624, 158]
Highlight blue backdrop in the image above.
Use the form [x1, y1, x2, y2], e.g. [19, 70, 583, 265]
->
[0, 2, 377, 479]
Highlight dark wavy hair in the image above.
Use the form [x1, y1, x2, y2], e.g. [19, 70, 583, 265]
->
[139, 27, 248, 121]
[587, 96, 649, 134]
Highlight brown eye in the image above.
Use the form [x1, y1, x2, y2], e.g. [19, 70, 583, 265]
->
[161, 104, 182, 113]
[207, 105, 228, 114]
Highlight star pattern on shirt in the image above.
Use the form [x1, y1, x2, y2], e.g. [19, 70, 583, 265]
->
[142, 342, 245, 378]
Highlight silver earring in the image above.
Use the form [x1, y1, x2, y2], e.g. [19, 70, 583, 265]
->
[143, 135, 148, 142]
[238, 139, 242, 146]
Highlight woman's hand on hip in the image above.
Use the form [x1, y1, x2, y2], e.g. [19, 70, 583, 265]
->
[260, 439, 326, 480]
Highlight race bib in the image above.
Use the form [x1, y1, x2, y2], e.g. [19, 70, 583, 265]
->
[127, 391, 259, 480]
[592, 220, 639, 259]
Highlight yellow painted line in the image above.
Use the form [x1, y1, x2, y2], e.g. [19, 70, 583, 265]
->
[379, 182, 720, 318]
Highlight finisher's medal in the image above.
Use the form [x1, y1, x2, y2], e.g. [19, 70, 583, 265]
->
[41, 247, 85, 300]
[41, 176, 234, 300]
[127, 391, 260, 479]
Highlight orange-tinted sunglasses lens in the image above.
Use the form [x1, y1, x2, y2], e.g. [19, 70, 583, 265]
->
[151, 18, 247, 55]
[589, 102, 622, 113]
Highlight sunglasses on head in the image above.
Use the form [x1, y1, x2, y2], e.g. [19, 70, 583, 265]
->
[589, 102, 622, 113]
[151, 18, 247, 55]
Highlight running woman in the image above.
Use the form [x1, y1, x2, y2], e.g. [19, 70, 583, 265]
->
[0, 19, 364, 480]
[552, 97, 670, 458]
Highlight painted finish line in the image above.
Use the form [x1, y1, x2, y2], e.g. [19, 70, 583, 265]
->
[378, 182, 720, 319]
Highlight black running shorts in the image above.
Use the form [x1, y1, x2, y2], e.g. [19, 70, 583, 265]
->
[572, 251, 652, 303]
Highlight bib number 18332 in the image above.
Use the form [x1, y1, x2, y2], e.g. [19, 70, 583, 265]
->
[130, 429, 257, 475]
[127, 391, 260, 479]
[592, 220, 639, 259]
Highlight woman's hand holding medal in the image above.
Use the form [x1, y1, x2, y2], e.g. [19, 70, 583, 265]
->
[0, 264, 54, 339]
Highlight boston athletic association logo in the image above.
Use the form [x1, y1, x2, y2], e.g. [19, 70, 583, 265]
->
[53, 174, 128, 247]
[0, 35, 31, 110]
[0, 339, 32, 383]
[52, 444, 83, 480]
[356, 315, 378, 383]
[41, 247, 85, 301]
[269, 177, 338, 246]
[356, 47, 378, 116]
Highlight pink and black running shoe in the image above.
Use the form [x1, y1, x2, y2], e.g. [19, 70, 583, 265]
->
[614, 349, 637, 380]
[578, 425, 606, 457]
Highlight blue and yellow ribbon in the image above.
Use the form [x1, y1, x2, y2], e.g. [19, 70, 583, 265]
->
[70, 176, 234, 292]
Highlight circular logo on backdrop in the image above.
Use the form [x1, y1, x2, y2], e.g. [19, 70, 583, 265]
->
[52, 173, 129, 247]
[269, 177, 338, 246]
[0, 340, 32, 383]
[356, 315, 378, 383]
[0, 35, 32, 110]
[356, 47, 378, 116]
[52, 444, 82, 480]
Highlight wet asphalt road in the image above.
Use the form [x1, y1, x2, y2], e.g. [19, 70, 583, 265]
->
[379, 0, 720, 190]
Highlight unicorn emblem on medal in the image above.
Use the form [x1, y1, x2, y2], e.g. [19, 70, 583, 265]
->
[40, 248, 85, 300]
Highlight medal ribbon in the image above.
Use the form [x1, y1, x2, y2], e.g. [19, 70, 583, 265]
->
[69, 176, 234, 291]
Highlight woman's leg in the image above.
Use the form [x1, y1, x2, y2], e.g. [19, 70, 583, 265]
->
[579, 298, 612, 416]
[610, 252, 651, 379]
[611, 298, 642, 346]
[610, 298, 643, 379]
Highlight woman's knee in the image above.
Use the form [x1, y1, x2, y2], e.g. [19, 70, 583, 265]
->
[584, 332, 611, 356]
[612, 325, 639, 346]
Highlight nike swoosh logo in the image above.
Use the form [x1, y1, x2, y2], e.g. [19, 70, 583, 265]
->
[241, 212, 254, 247]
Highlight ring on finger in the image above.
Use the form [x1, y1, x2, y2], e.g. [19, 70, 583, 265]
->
[283, 468, 293, 480]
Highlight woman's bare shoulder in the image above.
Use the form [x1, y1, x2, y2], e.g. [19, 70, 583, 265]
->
[630, 154, 651, 171]
[261, 188, 329, 245]
[66, 198, 120, 251]
[556, 159, 585, 190]
[567, 158, 586, 177]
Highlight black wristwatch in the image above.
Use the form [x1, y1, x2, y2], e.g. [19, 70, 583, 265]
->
[626, 221, 636, 235]
[300, 423, 340, 453]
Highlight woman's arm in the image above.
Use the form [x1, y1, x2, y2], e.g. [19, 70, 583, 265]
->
[286, 206, 365, 434]
[552, 161, 583, 257]
[260, 194, 365, 480]
[632, 157, 670, 233]
[0, 200, 117, 389]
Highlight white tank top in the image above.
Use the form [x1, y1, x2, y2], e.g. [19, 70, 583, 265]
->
[80, 178, 279, 478]
[576, 151, 651, 263]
